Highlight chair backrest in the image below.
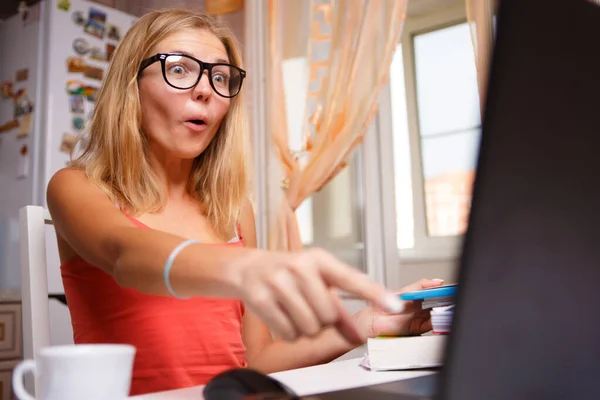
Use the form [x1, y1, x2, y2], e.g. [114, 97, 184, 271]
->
[18, 205, 52, 361]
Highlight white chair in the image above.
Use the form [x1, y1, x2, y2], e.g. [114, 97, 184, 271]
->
[18, 205, 76, 395]
[18, 205, 53, 395]
[19, 205, 52, 363]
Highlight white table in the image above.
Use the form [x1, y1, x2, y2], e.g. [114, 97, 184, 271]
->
[130, 358, 437, 399]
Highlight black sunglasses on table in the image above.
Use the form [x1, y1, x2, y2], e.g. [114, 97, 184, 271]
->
[138, 53, 246, 98]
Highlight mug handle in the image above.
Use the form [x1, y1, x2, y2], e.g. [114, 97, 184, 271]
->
[12, 359, 36, 400]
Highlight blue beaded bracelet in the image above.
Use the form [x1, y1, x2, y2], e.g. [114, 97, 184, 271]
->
[163, 239, 199, 299]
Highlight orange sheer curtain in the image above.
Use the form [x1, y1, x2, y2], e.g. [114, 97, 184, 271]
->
[205, 0, 244, 14]
[268, 0, 408, 251]
[466, 0, 497, 114]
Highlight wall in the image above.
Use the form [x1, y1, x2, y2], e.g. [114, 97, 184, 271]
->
[0, 8, 41, 289]
[401, 259, 458, 285]
[91, 0, 245, 45]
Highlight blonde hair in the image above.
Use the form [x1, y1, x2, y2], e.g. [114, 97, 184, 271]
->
[71, 8, 250, 238]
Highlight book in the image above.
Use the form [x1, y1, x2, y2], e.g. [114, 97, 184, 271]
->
[361, 335, 447, 371]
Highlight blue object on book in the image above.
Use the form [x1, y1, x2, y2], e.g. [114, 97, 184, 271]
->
[399, 284, 458, 301]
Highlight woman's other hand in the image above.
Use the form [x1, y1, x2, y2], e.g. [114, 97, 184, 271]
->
[355, 279, 446, 339]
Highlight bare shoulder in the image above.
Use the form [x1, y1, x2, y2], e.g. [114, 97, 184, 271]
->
[47, 167, 92, 199]
[47, 167, 108, 219]
[46, 166, 124, 224]
[48, 167, 89, 190]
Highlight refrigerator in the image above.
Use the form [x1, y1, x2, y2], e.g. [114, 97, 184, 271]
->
[0, 0, 137, 346]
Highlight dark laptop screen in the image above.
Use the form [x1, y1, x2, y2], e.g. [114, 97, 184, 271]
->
[439, 0, 600, 399]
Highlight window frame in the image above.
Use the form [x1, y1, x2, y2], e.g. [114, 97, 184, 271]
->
[377, 2, 476, 262]
[244, 0, 270, 249]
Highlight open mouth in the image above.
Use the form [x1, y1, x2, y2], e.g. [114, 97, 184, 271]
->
[187, 119, 206, 126]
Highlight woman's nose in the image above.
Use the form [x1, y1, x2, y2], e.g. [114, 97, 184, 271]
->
[192, 72, 212, 100]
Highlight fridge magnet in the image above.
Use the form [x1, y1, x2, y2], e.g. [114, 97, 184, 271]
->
[72, 11, 85, 26]
[13, 89, 33, 118]
[69, 96, 85, 114]
[90, 47, 107, 62]
[107, 25, 121, 41]
[67, 81, 97, 99]
[57, 0, 71, 12]
[72, 116, 85, 131]
[67, 57, 86, 73]
[59, 133, 77, 154]
[72, 38, 91, 55]
[83, 65, 104, 81]
[67, 80, 84, 95]
[17, 114, 32, 138]
[0, 119, 18, 133]
[106, 43, 116, 62]
[1, 82, 13, 98]
[85, 86, 99, 102]
[16, 68, 29, 82]
[18, 144, 29, 179]
[84, 8, 107, 39]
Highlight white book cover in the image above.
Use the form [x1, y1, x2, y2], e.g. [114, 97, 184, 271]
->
[361, 335, 447, 371]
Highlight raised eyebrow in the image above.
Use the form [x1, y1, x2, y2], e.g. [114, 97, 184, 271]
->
[168, 50, 230, 64]
[169, 49, 195, 58]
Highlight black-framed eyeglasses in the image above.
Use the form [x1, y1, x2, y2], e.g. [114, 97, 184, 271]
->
[138, 53, 246, 98]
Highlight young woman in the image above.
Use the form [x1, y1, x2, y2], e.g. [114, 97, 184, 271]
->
[47, 8, 443, 396]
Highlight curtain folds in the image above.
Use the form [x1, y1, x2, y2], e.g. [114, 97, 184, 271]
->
[268, 0, 408, 251]
[465, 0, 497, 114]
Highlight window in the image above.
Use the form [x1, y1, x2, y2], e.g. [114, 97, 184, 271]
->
[414, 23, 480, 238]
[388, 6, 482, 260]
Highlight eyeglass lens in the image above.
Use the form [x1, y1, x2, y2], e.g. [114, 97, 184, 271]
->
[164, 55, 241, 97]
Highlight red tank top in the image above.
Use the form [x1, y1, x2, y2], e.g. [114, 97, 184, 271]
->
[60, 216, 247, 396]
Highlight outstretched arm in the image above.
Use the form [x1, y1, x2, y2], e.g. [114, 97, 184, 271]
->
[48, 168, 403, 344]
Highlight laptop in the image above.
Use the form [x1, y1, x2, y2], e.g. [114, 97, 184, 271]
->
[312, 0, 600, 398]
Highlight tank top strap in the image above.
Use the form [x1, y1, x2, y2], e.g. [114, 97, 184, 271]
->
[235, 222, 242, 240]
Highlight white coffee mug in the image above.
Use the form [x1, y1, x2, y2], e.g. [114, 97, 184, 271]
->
[12, 344, 136, 400]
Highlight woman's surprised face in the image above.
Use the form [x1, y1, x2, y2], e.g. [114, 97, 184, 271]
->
[139, 28, 231, 160]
